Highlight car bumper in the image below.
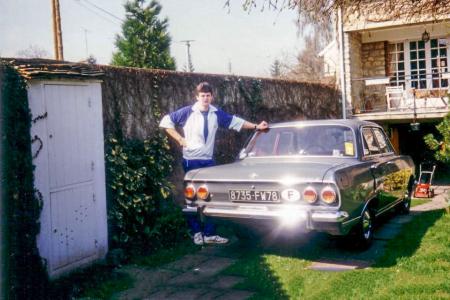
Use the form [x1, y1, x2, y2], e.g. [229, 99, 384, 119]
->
[182, 204, 355, 236]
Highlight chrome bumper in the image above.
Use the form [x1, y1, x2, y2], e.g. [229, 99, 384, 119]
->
[182, 205, 349, 223]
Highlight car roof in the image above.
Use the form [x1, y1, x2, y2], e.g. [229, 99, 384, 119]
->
[269, 119, 379, 130]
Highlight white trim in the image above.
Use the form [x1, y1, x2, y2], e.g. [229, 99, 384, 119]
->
[365, 77, 390, 85]
[425, 39, 432, 89]
[404, 41, 411, 89]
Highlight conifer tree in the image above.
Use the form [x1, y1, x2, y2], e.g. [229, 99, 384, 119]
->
[112, 0, 176, 70]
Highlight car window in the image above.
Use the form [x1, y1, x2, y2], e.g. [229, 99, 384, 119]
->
[362, 128, 381, 156]
[246, 125, 356, 157]
[372, 128, 393, 154]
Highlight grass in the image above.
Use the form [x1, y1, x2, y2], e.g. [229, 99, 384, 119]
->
[411, 198, 431, 207]
[223, 210, 450, 299]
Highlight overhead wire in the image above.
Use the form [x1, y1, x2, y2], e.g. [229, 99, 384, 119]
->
[73, 0, 122, 25]
[81, 0, 124, 22]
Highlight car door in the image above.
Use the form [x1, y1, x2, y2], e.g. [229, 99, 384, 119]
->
[371, 127, 407, 204]
[361, 127, 396, 214]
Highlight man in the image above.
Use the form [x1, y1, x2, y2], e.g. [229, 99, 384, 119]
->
[159, 82, 269, 245]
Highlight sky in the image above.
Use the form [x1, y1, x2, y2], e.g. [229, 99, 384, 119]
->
[0, 0, 304, 77]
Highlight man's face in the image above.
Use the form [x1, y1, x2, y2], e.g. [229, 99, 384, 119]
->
[196, 92, 213, 109]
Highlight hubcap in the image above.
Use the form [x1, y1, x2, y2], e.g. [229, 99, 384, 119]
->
[404, 199, 410, 209]
[362, 210, 372, 240]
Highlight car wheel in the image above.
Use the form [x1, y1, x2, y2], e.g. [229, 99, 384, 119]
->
[398, 185, 413, 215]
[353, 206, 374, 250]
[233, 226, 256, 241]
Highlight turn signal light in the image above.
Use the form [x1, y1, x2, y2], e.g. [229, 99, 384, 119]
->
[197, 185, 210, 200]
[184, 184, 196, 200]
[303, 186, 317, 203]
[321, 186, 337, 204]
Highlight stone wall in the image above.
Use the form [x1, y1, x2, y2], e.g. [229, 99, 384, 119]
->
[361, 41, 388, 112]
[344, 32, 363, 115]
[100, 66, 342, 197]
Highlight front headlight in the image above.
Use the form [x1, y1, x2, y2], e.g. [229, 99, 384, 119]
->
[303, 186, 318, 204]
[184, 184, 196, 200]
[197, 184, 210, 200]
[320, 186, 337, 204]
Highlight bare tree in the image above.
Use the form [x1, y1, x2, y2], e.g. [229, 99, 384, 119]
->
[228, 0, 449, 22]
[16, 45, 50, 59]
[281, 34, 326, 82]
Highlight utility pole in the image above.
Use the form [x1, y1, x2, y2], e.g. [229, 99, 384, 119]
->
[82, 27, 90, 58]
[180, 40, 195, 72]
[51, 0, 64, 60]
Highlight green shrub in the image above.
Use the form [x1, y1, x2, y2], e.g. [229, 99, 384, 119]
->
[106, 134, 187, 254]
[1, 63, 49, 298]
[424, 112, 450, 164]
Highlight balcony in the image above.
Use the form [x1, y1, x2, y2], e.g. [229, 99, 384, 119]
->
[353, 89, 449, 123]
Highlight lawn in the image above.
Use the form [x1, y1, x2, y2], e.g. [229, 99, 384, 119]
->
[411, 198, 431, 207]
[224, 209, 450, 299]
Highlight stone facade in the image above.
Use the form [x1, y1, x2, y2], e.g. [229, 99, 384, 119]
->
[360, 41, 388, 112]
[343, 32, 363, 114]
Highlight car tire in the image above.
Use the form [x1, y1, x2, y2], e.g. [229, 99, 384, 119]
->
[398, 182, 413, 215]
[352, 206, 374, 250]
[233, 226, 256, 241]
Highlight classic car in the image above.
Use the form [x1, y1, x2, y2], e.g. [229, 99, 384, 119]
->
[182, 119, 415, 248]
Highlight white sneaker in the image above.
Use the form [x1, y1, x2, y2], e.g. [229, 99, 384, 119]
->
[193, 232, 204, 245]
[204, 235, 229, 244]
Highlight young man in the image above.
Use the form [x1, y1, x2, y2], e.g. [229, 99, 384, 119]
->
[159, 82, 268, 245]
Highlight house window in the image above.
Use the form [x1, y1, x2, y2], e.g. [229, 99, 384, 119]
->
[388, 43, 405, 87]
[431, 38, 448, 88]
[409, 40, 427, 89]
[385, 37, 449, 90]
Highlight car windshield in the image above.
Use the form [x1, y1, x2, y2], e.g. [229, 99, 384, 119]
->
[245, 125, 356, 157]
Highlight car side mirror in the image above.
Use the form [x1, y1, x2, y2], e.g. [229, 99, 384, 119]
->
[238, 148, 247, 160]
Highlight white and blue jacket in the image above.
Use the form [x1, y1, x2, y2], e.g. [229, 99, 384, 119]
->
[159, 102, 245, 160]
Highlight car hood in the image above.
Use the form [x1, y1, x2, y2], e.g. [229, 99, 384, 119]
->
[186, 157, 352, 183]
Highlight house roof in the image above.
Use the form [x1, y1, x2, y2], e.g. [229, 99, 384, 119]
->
[0, 58, 104, 80]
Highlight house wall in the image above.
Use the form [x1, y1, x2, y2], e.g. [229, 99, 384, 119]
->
[360, 23, 450, 43]
[361, 41, 387, 111]
[344, 32, 364, 114]
[344, 5, 450, 32]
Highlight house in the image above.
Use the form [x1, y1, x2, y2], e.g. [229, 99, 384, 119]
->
[322, 3, 450, 163]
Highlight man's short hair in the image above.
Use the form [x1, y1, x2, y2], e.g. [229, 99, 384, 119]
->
[195, 82, 213, 95]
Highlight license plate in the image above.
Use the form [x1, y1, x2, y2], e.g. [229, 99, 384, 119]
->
[229, 190, 280, 202]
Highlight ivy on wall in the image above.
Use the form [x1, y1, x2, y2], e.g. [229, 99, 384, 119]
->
[0, 63, 48, 299]
[238, 78, 263, 121]
[105, 74, 187, 255]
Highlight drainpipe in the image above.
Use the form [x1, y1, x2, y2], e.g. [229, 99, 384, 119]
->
[338, 5, 347, 119]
